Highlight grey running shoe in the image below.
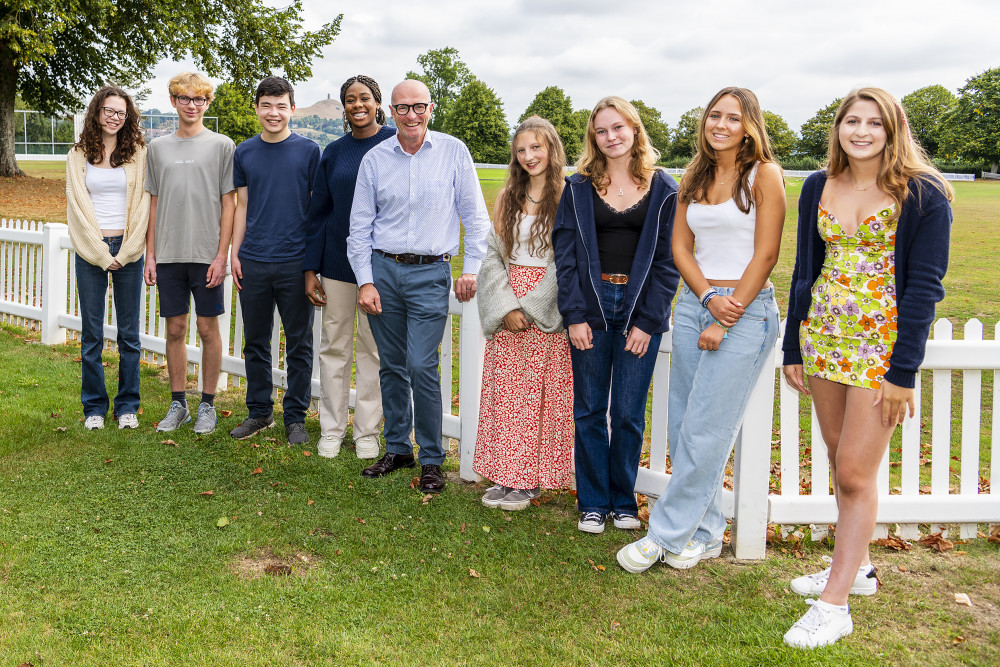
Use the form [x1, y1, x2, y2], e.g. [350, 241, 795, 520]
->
[286, 421, 309, 445]
[498, 487, 540, 511]
[481, 484, 511, 508]
[156, 401, 191, 432]
[229, 415, 274, 439]
[192, 403, 217, 434]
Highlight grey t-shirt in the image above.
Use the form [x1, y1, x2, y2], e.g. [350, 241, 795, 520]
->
[145, 129, 235, 264]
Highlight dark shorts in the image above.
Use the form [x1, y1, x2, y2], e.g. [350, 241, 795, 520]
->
[156, 262, 226, 318]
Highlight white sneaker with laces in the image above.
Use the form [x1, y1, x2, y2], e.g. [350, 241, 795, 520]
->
[617, 536, 666, 573]
[117, 413, 138, 429]
[611, 512, 641, 530]
[663, 539, 724, 570]
[354, 434, 380, 459]
[577, 511, 606, 534]
[84, 415, 105, 431]
[317, 435, 342, 459]
[790, 555, 878, 596]
[784, 599, 853, 648]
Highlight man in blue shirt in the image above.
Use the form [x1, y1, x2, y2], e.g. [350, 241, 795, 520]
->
[229, 76, 320, 445]
[347, 79, 490, 493]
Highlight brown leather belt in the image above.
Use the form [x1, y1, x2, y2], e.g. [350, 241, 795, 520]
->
[375, 249, 451, 265]
[601, 273, 629, 284]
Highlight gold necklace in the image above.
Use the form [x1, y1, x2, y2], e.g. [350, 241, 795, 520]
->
[851, 180, 876, 192]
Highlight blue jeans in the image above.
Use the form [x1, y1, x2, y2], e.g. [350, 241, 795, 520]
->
[366, 252, 451, 465]
[647, 285, 779, 552]
[238, 258, 315, 423]
[75, 236, 143, 418]
[570, 280, 661, 515]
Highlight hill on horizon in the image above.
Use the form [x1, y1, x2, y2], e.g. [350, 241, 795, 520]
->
[296, 98, 343, 119]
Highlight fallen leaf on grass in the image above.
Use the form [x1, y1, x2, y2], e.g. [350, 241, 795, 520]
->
[265, 437, 277, 443]
[421, 494, 434, 505]
[874, 536, 912, 551]
[953, 636, 966, 645]
[302, 451, 311, 457]
[216, 517, 229, 528]
[161, 439, 178, 447]
[588, 559, 606, 572]
[409, 476, 420, 489]
[919, 532, 953, 553]
[219, 409, 233, 417]
[989, 525, 1000, 544]
[954, 593, 972, 606]
[53, 426, 66, 432]
[198, 490, 214, 496]
[104, 459, 113, 464]
[611, 621, 621, 630]
[637, 507, 650, 523]
[251, 468, 263, 475]
[307, 499, 314, 506]
[898, 566, 908, 572]
[482, 525, 490, 533]
[460, 523, 466, 533]
[265, 564, 292, 576]
[356, 517, 367, 524]
[50, 411, 59, 418]
[468, 568, 480, 578]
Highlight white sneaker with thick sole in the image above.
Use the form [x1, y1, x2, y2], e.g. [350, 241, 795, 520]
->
[611, 512, 641, 530]
[617, 536, 666, 574]
[784, 599, 853, 648]
[117, 413, 138, 429]
[663, 539, 724, 570]
[498, 487, 539, 511]
[790, 555, 878, 597]
[84, 415, 105, 431]
[317, 435, 342, 459]
[354, 434, 380, 459]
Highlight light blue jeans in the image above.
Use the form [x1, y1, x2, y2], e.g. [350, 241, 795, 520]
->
[647, 284, 779, 553]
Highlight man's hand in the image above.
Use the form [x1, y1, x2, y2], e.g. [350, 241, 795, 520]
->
[305, 271, 326, 306]
[230, 252, 243, 292]
[358, 283, 382, 315]
[143, 256, 157, 286]
[455, 273, 477, 302]
[206, 254, 227, 288]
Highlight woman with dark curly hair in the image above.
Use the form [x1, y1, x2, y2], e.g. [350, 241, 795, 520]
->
[66, 85, 149, 430]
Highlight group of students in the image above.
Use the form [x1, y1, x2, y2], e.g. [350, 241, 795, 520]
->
[67, 72, 953, 650]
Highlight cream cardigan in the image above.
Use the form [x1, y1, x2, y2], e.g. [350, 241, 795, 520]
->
[66, 145, 150, 269]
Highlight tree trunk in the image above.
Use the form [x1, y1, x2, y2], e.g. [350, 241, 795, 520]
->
[0, 43, 23, 177]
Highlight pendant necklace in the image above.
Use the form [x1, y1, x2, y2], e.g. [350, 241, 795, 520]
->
[526, 191, 541, 204]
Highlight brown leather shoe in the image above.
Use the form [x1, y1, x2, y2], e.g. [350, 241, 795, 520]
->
[361, 452, 416, 478]
[418, 464, 446, 493]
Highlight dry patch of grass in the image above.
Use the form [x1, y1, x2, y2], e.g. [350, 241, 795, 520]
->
[0, 174, 67, 223]
[228, 548, 321, 580]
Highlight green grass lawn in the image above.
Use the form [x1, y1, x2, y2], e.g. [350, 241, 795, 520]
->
[1, 324, 998, 665]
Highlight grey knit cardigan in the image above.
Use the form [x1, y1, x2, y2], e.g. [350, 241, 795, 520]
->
[476, 229, 564, 339]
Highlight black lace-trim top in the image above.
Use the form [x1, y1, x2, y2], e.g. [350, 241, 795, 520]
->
[593, 185, 651, 275]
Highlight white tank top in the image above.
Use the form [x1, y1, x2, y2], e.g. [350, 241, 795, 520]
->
[508, 214, 550, 268]
[686, 163, 758, 280]
[85, 163, 127, 231]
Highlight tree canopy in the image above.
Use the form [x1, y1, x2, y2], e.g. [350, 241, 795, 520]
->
[212, 83, 259, 146]
[445, 78, 509, 164]
[762, 110, 797, 162]
[520, 86, 585, 162]
[797, 98, 842, 160]
[630, 99, 670, 160]
[901, 85, 956, 158]
[405, 47, 472, 133]
[670, 107, 703, 160]
[0, 0, 340, 175]
[939, 68, 1000, 171]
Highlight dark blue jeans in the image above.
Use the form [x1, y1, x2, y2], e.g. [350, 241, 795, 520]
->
[366, 252, 451, 466]
[75, 235, 143, 418]
[570, 280, 661, 515]
[238, 258, 315, 423]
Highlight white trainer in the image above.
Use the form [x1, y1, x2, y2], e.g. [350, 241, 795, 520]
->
[84, 415, 105, 431]
[354, 434, 380, 459]
[317, 435, 342, 459]
[616, 536, 666, 573]
[117, 413, 139, 429]
[784, 599, 853, 648]
[663, 539, 724, 570]
[790, 555, 878, 597]
[611, 512, 641, 530]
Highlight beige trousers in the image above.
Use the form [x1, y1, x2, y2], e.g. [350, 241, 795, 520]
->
[318, 277, 382, 438]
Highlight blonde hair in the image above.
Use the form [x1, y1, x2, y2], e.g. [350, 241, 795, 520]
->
[678, 87, 777, 214]
[576, 96, 658, 194]
[168, 72, 214, 102]
[826, 87, 954, 211]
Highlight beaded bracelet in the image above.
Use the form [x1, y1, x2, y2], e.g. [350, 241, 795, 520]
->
[714, 320, 729, 339]
[699, 287, 719, 308]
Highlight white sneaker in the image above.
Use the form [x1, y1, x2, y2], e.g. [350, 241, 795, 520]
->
[790, 555, 878, 597]
[577, 511, 606, 534]
[784, 599, 853, 648]
[84, 415, 105, 430]
[663, 539, 724, 570]
[481, 484, 512, 509]
[354, 434, 380, 459]
[498, 487, 539, 511]
[117, 413, 139, 429]
[617, 536, 666, 573]
[317, 435, 342, 459]
[611, 512, 641, 530]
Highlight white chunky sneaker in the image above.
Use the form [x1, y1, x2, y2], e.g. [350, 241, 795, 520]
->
[84, 415, 105, 431]
[784, 599, 853, 648]
[790, 555, 878, 597]
[663, 539, 724, 570]
[354, 434, 380, 459]
[317, 435, 342, 459]
[617, 536, 666, 574]
[117, 413, 139, 430]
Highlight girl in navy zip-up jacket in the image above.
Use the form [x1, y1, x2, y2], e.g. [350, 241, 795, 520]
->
[552, 96, 680, 535]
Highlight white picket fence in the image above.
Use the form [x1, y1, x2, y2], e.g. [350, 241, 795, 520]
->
[1, 218, 997, 559]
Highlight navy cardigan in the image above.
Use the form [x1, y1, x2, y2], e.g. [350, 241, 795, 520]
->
[553, 170, 680, 335]
[782, 171, 953, 388]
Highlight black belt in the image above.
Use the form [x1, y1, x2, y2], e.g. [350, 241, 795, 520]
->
[375, 249, 451, 265]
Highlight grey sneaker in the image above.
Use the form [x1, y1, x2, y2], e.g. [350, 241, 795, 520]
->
[481, 484, 511, 508]
[499, 487, 540, 511]
[286, 421, 309, 445]
[156, 401, 191, 432]
[229, 415, 274, 439]
[192, 403, 217, 434]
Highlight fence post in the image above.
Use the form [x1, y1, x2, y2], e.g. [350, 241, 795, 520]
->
[458, 297, 485, 482]
[40, 223, 69, 345]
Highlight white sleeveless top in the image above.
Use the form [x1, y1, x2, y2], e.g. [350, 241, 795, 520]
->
[686, 163, 758, 280]
[509, 214, 550, 268]
[85, 163, 127, 231]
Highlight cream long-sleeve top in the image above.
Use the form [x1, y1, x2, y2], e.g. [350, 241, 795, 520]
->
[66, 145, 150, 269]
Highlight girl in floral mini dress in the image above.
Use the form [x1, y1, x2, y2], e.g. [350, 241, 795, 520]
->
[782, 87, 954, 649]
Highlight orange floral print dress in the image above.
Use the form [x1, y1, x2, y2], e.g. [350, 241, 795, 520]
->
[800, 202, 898, 388]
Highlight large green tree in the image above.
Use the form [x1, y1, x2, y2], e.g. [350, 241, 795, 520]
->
[0, 1, 340, 176]
[212, 82, 259, 146]
[630, 99, 670, 159]
[762, 110, 797, 162]
[797, 98, 842, 161]
[901, 85, 956, 157]
[520, 86, 585, 162]
[405, 47, 472, 132]
[669, 107, 703, 159]
[444, 78, 509, 164]
[939, 68, 1000, 172]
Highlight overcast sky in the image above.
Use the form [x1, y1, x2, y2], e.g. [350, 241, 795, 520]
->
[145, 0, 1000, 132]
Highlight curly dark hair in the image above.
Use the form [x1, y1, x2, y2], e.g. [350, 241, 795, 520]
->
[340, 75, 387, 134]
[76, 85, 144, 167]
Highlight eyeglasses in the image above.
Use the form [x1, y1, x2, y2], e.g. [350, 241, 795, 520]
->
[174, 95, 208, 107]
[391, 102, 430, 116]
[101, 107, 128, 120]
